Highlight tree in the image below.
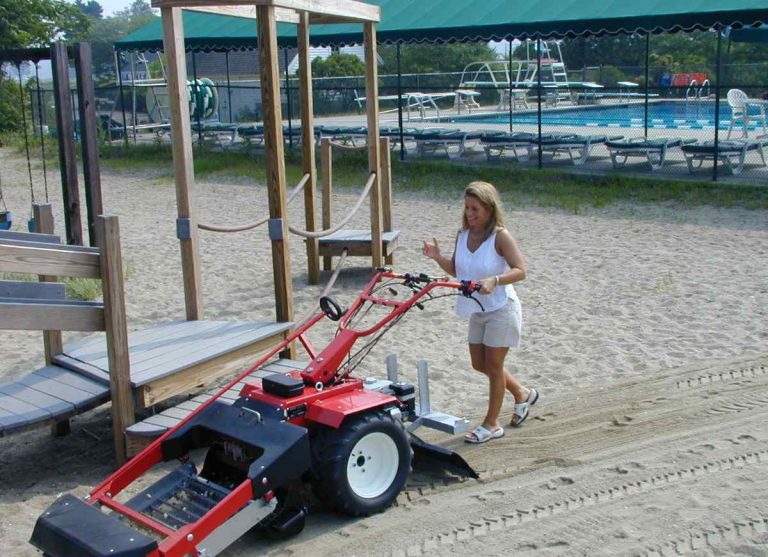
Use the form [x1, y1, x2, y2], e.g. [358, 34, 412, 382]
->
[379, 43, 498, 75]
[85, 0, 157, 75]
[75, 0, 103, 19]
[311, 53, 366, 77]
[0, 0, 90, 50]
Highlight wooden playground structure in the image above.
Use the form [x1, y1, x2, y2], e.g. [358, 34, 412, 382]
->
[0, 0, 394, 465]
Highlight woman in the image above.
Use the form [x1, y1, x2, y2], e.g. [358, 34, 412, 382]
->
[422, 181, 537, 443]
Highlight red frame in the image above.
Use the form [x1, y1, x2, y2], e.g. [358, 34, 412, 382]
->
[83, 270, 475, 556]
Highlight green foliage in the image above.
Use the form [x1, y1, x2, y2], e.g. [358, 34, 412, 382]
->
[84, 0, 157, 74]
[0, 273, 102, 301]
[0, 0, 90, 49]
[0, 77, 22, 133]
[75, 0, 103, 19]
[379, 43, 499, 74]
[311, 53, 366, 78]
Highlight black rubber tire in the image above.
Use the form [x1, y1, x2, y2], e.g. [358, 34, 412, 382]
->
[310, 410, 412, 516]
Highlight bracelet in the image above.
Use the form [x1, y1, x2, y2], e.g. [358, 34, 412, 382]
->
[494, 275, 499, 287]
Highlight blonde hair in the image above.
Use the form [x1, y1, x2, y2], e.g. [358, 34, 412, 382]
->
[462, 181, 507, 239]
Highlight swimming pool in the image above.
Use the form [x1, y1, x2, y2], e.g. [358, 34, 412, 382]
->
[452, 100, 764, 130]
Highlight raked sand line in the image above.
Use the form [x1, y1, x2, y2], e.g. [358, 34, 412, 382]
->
[235, 353, 768, 556]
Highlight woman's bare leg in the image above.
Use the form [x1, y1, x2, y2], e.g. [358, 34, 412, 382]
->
[470, 344, 528, 403]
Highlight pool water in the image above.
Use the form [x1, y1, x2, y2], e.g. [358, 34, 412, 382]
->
[453, 101, 764, 130]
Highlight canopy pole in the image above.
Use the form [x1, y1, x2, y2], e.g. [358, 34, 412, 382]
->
[508, 39, 513, 133]
[396, 41, 405, 160]
[130, 53, 137, 144]
[160, 6, 203, 320]
[115, 51, 128, 146]
[298, 11, 320, 284]
[191, 51, 202, 150]
[536, 38, 542, 169]
[644, 34, 650, 139]
[225, 51, 232, 123]
[713, 26, 723, 183]
[284, 47, 293, 149]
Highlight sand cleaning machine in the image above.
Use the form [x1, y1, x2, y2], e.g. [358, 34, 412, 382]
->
[31, 270, 483, 557]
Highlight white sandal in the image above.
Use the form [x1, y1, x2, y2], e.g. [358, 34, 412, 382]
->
[465, 424, 505, 444]
[510, 388, 539, 427]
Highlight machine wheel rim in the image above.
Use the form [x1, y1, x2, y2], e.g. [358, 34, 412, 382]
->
[346, 431, 399, 499]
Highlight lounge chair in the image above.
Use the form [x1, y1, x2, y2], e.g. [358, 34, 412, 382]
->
[412, 128, 483, 159]
[191, 120, 239, 149]
[317, 125, 368, 146]
[236, 124, 306, 149]
[606, 137, 697, 171]
[539, 134, 623, 166]
[681, 138, 768, 175]
[479, 132, 539, 161]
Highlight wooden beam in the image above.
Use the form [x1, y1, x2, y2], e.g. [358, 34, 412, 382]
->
[0, 243, 102, 278]
[50, 42, 83, 246]
[33, 204, 63, 364]
[74, 43, 104, 248]
[97, 215, 133, 465]
[185, 6, 300, 23]
[298, 12, 320, 285]
[258, 4, 295, 357]
[364, 21, 383, 269]
[0, 301, 105, 331]
[151, 0, 380, 22]
[321, 137, 333, 271]
[379, 136, 394, 265]
[161, 7, 204, 320]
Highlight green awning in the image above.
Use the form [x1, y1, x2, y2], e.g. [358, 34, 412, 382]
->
[115, 0, 768, 52]
[729, 24, 768, 43]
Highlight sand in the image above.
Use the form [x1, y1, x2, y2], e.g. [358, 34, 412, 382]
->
[1, 145, 767, 556]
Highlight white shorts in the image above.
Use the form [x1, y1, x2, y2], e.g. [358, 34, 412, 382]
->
[467, 299, 522, 348]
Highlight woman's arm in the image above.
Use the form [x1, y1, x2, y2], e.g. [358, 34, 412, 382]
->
[422, 233, 457, 277]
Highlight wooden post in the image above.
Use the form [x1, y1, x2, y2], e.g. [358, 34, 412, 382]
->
[33, 204, 63, 364]
[258, 5, 295, 356]
[33, 203, 69, 436]
[298, 12, 320, 285]
[321, 137, 333, 271]
[74, 42, 104, 248]
[364, 22, 383, 269]
[161, 7, 203, 320]
[379, 136, 393, 265]
[96, 215, 133, 465]
[50, 42, 83, 246]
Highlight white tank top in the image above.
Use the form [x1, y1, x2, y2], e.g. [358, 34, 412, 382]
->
[454, 229, 518, 317]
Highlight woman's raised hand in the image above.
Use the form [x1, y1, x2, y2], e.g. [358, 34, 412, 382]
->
[422, 237, 441, 260]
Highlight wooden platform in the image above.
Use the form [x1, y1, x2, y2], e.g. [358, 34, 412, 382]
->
[125, 358, 305, 457]
[317, 229, 400, 258]
[0, 321, 292, 437]
[52, 320, 293, 408]
[0, 365, 109, 436]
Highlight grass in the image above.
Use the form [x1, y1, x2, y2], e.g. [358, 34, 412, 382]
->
[0, 273, 102, 301]
[32, 141, 768, 212]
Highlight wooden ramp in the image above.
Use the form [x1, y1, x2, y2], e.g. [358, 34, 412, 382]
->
[318, 229, 400, 258]
[0, 365, 109, 437]
[125, 358, 305, 457]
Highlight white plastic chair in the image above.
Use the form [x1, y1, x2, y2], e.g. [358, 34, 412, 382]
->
[727, 89, 750, 139]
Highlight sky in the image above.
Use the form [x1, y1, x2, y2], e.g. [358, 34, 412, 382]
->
[97, 0, 139, 17]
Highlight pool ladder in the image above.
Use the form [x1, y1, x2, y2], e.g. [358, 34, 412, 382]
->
[686, 79, 710, 101]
